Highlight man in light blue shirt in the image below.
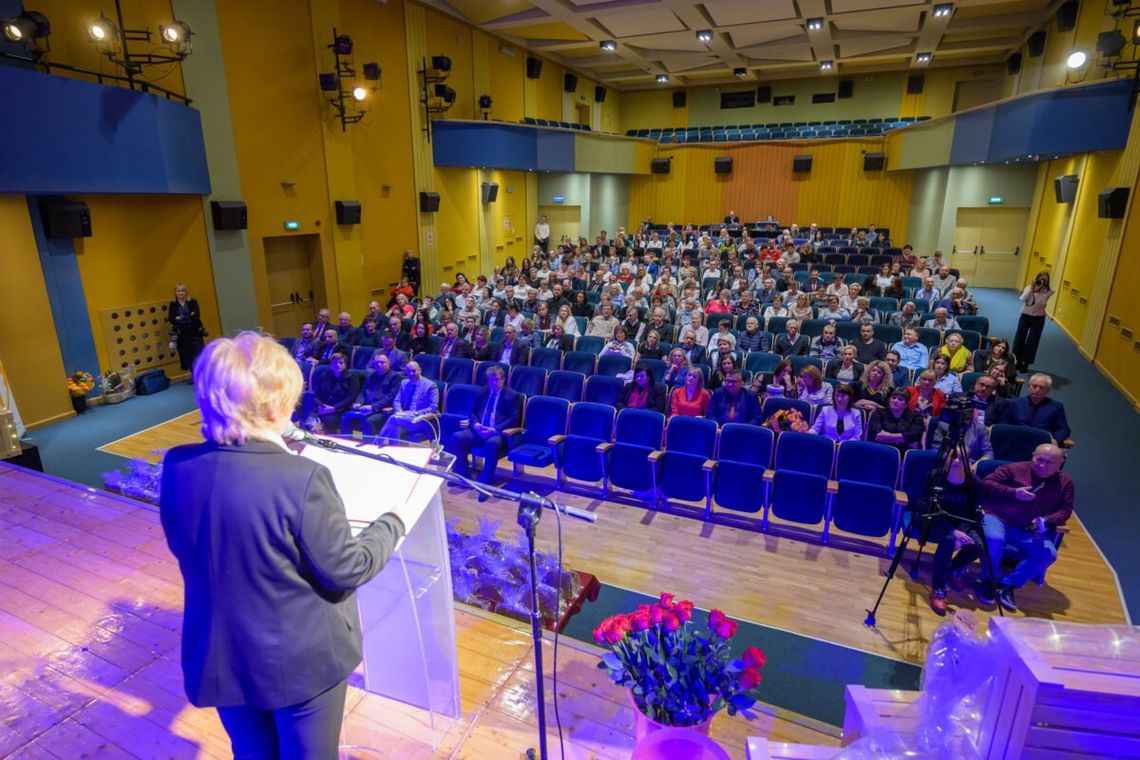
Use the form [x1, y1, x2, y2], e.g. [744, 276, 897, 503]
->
[891, 327, 930, 372]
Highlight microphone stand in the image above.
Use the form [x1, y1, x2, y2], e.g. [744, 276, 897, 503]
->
[296, 432, 595, 760]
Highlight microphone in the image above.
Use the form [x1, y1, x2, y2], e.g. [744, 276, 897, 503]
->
[282, 423, 335, 449]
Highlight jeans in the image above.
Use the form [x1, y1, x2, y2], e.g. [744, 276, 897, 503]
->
[982, 513, 1058, 588]
[379, 414, 431, 442]
[216, 678, 347, 760]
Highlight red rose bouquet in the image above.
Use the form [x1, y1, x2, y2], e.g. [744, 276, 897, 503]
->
[594, 592, 766, 727]
[765, 408, 808, 434]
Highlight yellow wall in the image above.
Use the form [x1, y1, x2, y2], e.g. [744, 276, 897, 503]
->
[1022, 157, 1079, 281]
[488, 169, 528, 267]
[536, 59, 565, 122]
[424, 8, 476, 121]
[1099, 181, 1140, 404]
[73, 195, 220, 374]
[486, 41, 525, 123]
[619, 90, 678, 134]
[433, 167, 481, 281]
[0, 196, 70, 427]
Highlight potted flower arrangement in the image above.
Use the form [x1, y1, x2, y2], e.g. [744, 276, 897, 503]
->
[594, 593, 766, 744]
[101, 368, 134, 404]
[765, 407, 808, 434]
[66, 371, 95, 414]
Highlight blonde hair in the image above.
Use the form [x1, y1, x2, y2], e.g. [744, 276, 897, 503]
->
[195, 332, 302, 445]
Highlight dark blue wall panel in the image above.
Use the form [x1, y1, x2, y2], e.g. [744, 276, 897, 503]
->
[949, 108, 996, 165]
[432, 121, 573, 172]
[0, 66, 210, 194]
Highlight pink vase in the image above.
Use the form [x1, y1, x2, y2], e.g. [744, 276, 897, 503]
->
[629, 692, 713, 742]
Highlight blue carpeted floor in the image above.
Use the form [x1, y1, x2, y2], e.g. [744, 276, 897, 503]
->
[26, 290, 1140, 619]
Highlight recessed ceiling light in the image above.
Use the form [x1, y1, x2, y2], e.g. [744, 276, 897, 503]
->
[696, 29, 713, 43]
[933, 4, 953, 18]
[916, 52, 932, 63]
[734, 67, 747, 78]
[600, 40, 616, 52]
[819, 60, 834, 71]
[806, 18, 824, 31]
[656, 73, 669, 84]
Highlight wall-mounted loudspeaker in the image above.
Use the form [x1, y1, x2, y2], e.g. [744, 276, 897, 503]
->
[1007, 53, 1023, 75]
[1098, 187, 1128, 218]
[334, 200, 361, 225]
[210, 200, 247, 231]
[863, 152, 885, 171]
[563, 73, 578, 93]
[1027, 31, 1046, 57]
[714, 156, 733, 175]
[419, 191, 441, 212]
[1056, 0, 1078, 32]
[756, 85, 771, 103]
[651, 158, 671, 174]
[595, 85, 606, 103]
[1054, 175, 1078, 203]
[792, 155, 812, 173]
[837, 79, 853, 99]
[481, 182, 499, 204]
[672, 91, 686, 108]
[525, 56, 542, 79]
[906, 74, 925, 94]
[40, 200, 92, 238]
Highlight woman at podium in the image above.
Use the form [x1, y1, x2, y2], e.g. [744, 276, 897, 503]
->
[160, 332, 413, 757]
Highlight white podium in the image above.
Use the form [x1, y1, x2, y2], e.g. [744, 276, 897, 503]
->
[300, 439, 461, 727]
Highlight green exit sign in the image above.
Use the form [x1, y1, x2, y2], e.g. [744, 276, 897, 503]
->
[284, 220, 301, 230]
[988, 196, 1004, 204]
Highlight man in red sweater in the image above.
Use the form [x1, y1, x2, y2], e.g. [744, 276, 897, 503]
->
[979, 444, 1074, 611]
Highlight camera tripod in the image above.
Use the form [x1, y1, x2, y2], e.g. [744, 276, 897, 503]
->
[864, 419, 1003, 627]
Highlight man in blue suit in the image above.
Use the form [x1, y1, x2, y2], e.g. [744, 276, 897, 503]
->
[678, 329, 706, 366]
[378, 361, 439, 442]
[452, 365, 520, 483]
[339, 352, 403, 436]
[377, 332, 408, 373]
[706, 370, 762, 426]
[1002, 373, 1072, 445]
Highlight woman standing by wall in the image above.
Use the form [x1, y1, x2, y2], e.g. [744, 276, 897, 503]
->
[1013, 271, 1053, 372]
[168, 283, 207, 377]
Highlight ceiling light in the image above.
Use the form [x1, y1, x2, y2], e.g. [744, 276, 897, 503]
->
[1134, 19, 1140, 46]
[1066, 50, 1087, 69]
[806, 18, 824, 31]
[696, 29, 713, 43]
[932, 4, 954, 18]
[159, 19, 190, 44]
[600, 40, 616, 52]
[734, 67, 747, 78]
[819, 60, 834, 71]
[916, 52, 932, 63]
[656, 74, 669, 84]
[352, 86, 367, 101]
[1096, 30, 1126, 58]
[86, 14, 116, 43]
[2, 10, 50, 43]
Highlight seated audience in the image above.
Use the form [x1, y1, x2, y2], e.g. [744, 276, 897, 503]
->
[471, 327, 495, 362]
[410, 322, 434, 355]
[307, 328, 349, 365]
[928, 402, 993, 464]
[543, 323, 575, 352]
[438, 322, 472, 359]
[977, 338, 1018, 380]
[452, 365, 520, 484]
[924, 307, 960, 332]
[677, 330, 707, 366]
[706, 369, 762, 426]
[923, 448, 985, 615]
[602, 326, 637, 360]
[931, 355, 963, 395]
[907, 370, 946, 419]
[355, 318, 382, 349]
[637, 330, 666, 360]
[775, 319, 810, 356]
[378, 361, 439, 442]
[938, 331, 972, 374]
[854, 360, 893, 411]
[662, 348, 693, 388]
[493, 324, 528, 367]
[867, 389, 924, 453]
[797, 365, 833, 407]
[825, 345, 864, 384]
[892, 328, 929, 372]
[817, 296, 848, 321]
[340, 352, 402, 437]
[970, 373, 1005, 427]
[809, 324, 845, 361]
[763, 359, 798, 399]
[810, 384, 862, 443]
[889, 301, 922, 330]
[737, 316, 771, 353]
[1001, 373, 1072, 445]
[670, 370, 711, 417]
[979, 444, 1074, 611]
[708, 351, 741, 391]
[616, 363, 668, 412]
[292, 323, 318, 362]
[852, 322, 887, 365]
[304, 352, 359, 432]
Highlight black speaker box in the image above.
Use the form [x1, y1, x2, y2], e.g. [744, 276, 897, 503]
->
[595, 85, 606, 103]
[1007, 53, 1023, 75]
[40, 200, 92, 238]
[525, 56, 542, 79]
[564, 73, 578, 93]
[1056, 0, 1078, 32]
[1054, 175, 1078, 203]
[838, 79, 853, 99]
[481, 182, 499, 203]
[863, 152, 885, 171]
[419, 191, 441, 212]
[651, 158, 671, 174]
[1098, 187, 1128, 218]
[793, 154, 812, 173]
[1028, 30, 1046, 57]
[210, 200, 247, 231]
[714, 156, 733, 174]
[672, 91, 686, 108]
[907, 74, 925, 94]
[756, 85, 772, 103]
[334, 200, 361, 225]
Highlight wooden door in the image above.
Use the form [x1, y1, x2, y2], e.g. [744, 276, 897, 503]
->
[951, 207, 985, 281]
[976, 207, 1028, 288]
[264, 235, 315, 338]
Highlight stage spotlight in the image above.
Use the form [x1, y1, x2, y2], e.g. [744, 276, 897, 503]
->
[160, 19, 190, 44]
[319, 72, 338, 91]
[431, 55, 452, 72]
[656, 73, 669, 84]
[696, 29, 713, 43]
[734, 67, 747, 78]
[1066, 50, 1087, 69]
[434, 83, 456, 104]
[362, 62, 381, 80]
[478, 94, 492, 109]
[806, 18, 823, 31]
[333, 34, 353, 55]
[3, 10, 50, 43]
[87, 14, 117, 43]
[352, 86, 367, 101]
[932, 4, 953, 18]
[916, 52, 932, 63]
[1096, 30, 1126, 58]
[819, 60, 834, 71]
[600, 40, 616, 52]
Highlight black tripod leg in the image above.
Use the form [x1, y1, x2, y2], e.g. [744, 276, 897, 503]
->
[865, 531, 913, 627]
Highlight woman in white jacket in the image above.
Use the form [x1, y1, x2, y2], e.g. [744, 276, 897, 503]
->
[1012, 271, 1054, 371]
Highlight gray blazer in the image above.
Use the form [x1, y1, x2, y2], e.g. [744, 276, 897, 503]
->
[160, 440, 405, 710]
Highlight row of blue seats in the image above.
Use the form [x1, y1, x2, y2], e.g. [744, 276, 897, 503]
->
[521, 117, 590, 131]
[627, 117, 932, 143]
[628, 117, 930, 137]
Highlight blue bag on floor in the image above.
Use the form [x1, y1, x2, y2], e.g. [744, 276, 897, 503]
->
[135, 369, 170, 395]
